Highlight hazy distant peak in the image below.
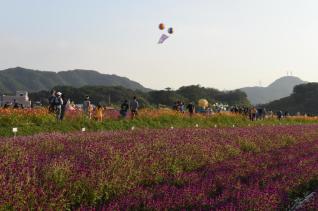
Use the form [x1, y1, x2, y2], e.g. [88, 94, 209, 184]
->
[268, 76, 305, 88]
[240, 75, 306, 105]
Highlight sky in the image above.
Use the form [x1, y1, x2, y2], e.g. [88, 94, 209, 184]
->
[1, 0, 318, 90]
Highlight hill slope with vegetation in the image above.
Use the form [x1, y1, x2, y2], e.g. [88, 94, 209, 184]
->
[264, 83, 318, 115]
[30, 85, 250, 107]
[0, 67, 150, 93]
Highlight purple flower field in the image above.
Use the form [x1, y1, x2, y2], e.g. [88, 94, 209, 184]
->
[107, 139, 318, 210]
[1, 125, 318, 210]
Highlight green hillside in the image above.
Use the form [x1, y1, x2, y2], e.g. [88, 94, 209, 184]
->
[0, 67, 150, 93]
[264, 83, 318, 115]
[29, 85, 250, 107]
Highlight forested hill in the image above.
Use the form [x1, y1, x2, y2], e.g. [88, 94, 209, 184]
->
[264, 83, 318, 115]
[0, 67, 150, 93]
[30, 85, 250, 107]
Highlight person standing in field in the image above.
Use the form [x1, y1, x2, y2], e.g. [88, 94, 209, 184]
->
[179, 101, 185, 113]
[120, 99, 129, 118]
[130, 96, 139, 119]
[277, 110, 283, 120]
[173, 102, 178, 111]
[48, 89, 56, 113]
[60, 94, 67, 121]
[54, 92, 63, 121]
[187, 102, 195, 117]
[95, 104, 104, 122]
[250, 107, 257, 121]
[83, 96, 92, 120]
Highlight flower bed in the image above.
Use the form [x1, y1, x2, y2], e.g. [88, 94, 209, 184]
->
[1, 125, 318, 209]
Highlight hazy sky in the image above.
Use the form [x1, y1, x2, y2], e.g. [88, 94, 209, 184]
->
[1, 0, 318, 90]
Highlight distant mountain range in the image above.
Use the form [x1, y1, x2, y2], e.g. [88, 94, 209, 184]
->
[0, 67, 309, 106]
[240, 76, 306, 105]
[0, 67, 150, 93]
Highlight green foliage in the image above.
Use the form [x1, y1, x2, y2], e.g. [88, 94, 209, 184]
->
[0, 67, 149, 93]
[0, 204, 14, 211]
[69, 180, 97, 208]
[223, 145, 241, 157]
[45, 162, 71, 188]
[1, 112, 318, 137]
[148, 90, 186, 106]
[30, 85, 250, 108]
[239, 139, 260, 153]
[281, 135, 296, 147]
[29, 86, 150, 107]
[176, 85, 250, 106]
[265, 83, 318, 115]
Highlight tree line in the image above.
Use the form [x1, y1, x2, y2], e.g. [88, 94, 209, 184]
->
[29, 85, 250, 108]
[264, 83, 318, 115]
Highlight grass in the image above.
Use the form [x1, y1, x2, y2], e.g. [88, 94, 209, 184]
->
[1, 108, 318, 137]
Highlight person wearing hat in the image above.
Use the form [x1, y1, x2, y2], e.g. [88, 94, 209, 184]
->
[55, 92, 63, 121]
[83, 96, 92, 119]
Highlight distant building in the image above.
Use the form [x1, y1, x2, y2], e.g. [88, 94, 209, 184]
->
[0, 91, 32, 108]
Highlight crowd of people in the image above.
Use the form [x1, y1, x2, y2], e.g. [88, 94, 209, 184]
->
[48, 90, 140, 121]
[2, 90, 293, 122]
[229, 106, 266, 121]
[171, 102, 290, 121]
[172, 101, 196, 116]
[229, 105, 290, 121]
